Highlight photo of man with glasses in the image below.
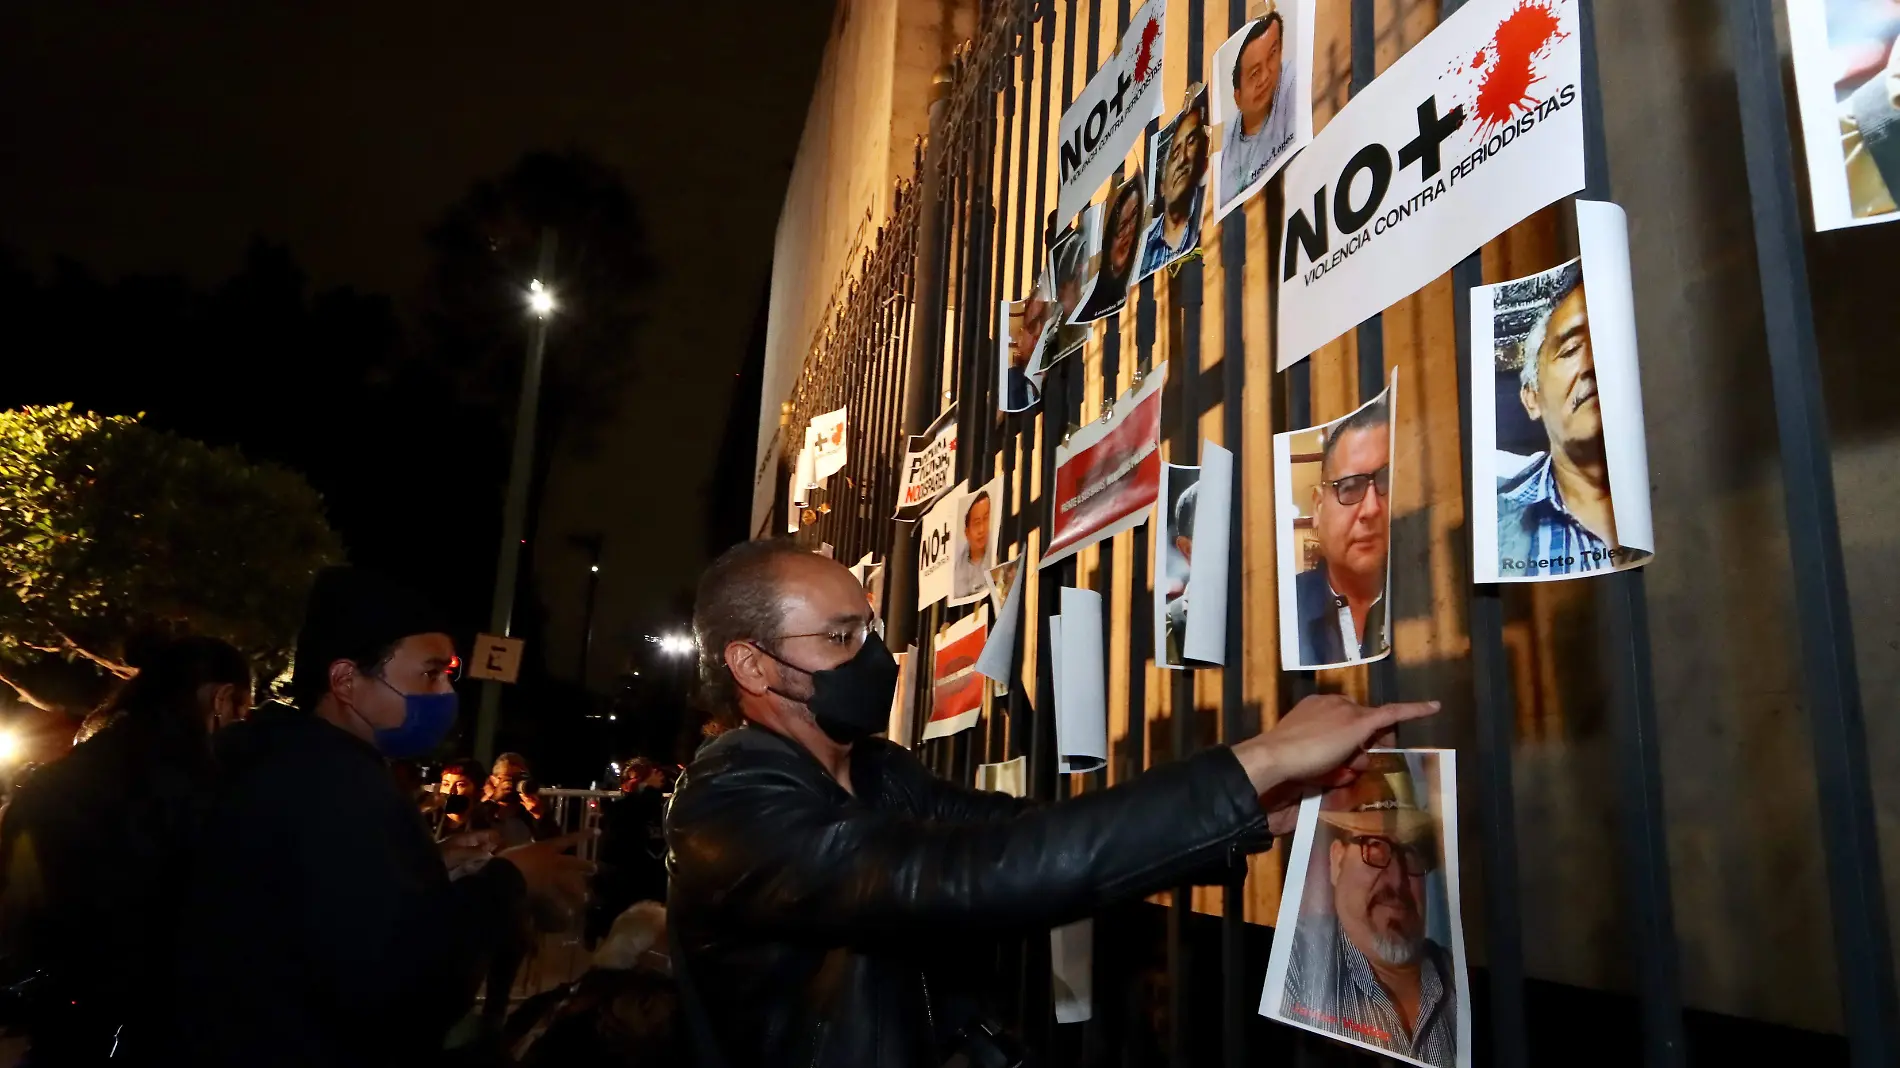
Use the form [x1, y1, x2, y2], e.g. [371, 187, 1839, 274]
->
[1275, 751, 1463, 1068]
[1280, 386, 1393, 669]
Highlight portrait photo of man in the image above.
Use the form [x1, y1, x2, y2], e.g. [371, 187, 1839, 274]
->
[1213, 4, 1308, 219]
[1139, 90, 1210, 282]
[1000, 297, 1046, 413]
[1160, 469, 1199, 668]
[951, 487, 996, 603]
[1277, 384, 1394, 670]
[1074, 176, 1145, 324]
[1787, 1, 1900, 229]
[1272, 751, 1464, 1068]
[1491, 260, 1645, 578]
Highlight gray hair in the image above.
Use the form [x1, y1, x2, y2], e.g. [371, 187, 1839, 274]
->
[692, 539, 808, 721]
[1519, 262, 1584, 392]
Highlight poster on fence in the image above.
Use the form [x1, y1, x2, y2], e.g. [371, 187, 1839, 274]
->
[916, 486, 962, 611]
[1260, 750, 1470, 1068]
[885, 645, 916, 746]
[1276, 0, 1585, 369]
[1051, 587, 1107, 774]
[1788, 0, 1900, 231]
[1137, 86, 1211, 283]
[1000, 298, 1045, 413]
[924, 606, 988, 741]
[1210, 0, 1315, 222]
[1055, 0, 1168, 227]
[810, 406, 848, 480]
[1073, 174, 1144, 324]
[975, 754, 1027, 797]
[1273, 373, 1398, 670]
[974, 555, 1024, 694]
[949, 475, 1001, 607]
[1470, 201, 1654, 582]
[1041, 363, 1168, 570]
[1155, 441, 1234, 669]
[895, 406, 959, 520]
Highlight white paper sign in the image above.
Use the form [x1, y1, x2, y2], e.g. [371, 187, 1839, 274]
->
[1055, 0, 1168, 227]
[1054, 587, 1107, 775]
[974, 555, 1025, 691]
[948, 475, 1001, 608]
[916, 486, 962, 610]
[895, 406, 960, 521]
[1788, 0, 1900, 232]
[1156, 441, 1234, 669]
[1260, 750, 1471, 1067]
[1052, 918, 1094, 1023]
[885, 645, 917, 746]
[1469, 200, 1653, 582]
[1277, 0, 1585, 368]
[1209, 1, 1316, 222]
[975, 755, 1027, 797]
[810, 406, 848, 480]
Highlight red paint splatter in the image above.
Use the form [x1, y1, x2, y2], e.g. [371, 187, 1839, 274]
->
[1469, 1, 1566, 134]
[1133, 17, 1161, 83]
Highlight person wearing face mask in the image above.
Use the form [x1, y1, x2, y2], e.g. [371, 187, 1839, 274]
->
[664, 540, 1441, 1068]
[0, 634, 252, 1065]
[172, 568, 594, 1068]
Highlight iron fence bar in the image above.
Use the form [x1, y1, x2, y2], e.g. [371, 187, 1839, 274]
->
[1725, 2, 1900, 1063]
[1566, 5, 1688, 1062]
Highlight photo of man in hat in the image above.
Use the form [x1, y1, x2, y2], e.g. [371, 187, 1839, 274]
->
[1275, 752, 1462, 1068]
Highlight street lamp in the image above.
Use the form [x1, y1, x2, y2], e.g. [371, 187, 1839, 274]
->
[528, 279, 555, 317]
[657, 633, 695, 658]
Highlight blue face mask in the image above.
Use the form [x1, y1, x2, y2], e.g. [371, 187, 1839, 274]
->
[370, 678, 459, 759]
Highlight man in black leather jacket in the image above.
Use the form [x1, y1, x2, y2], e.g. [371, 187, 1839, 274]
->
[665, 540, 1437, 1068]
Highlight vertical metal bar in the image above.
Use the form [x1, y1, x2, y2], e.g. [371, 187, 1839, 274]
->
[887, 70, 955, 677]
[1568, 4, 1688, 1064]
[1726, 2, 1900, 1063]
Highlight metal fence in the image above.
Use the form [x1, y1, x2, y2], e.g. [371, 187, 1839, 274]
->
[767, 0, 1896, 1065]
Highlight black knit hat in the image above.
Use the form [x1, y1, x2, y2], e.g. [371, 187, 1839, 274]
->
[289, 567, 452, 706]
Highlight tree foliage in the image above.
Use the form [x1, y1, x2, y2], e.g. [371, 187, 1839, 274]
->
[0, 405, 343, 709]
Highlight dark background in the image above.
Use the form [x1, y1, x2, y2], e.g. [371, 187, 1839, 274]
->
[0, 1, 835, 779]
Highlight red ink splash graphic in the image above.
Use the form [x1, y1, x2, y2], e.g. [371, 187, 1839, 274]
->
[1133, 17, 1161, 83]
[1468, 1, 1566, 134]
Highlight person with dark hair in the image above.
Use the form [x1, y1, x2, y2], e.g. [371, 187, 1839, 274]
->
[1295, 398, 1392, 666]
[0, 634, 253, 1064]
[1164, 478, 1200, 663]
[172, 567, 594, 1067]
[951, 489, 994, 601]
[480, 750, 558, 842]
[1075, 177, 1145, 322]
[426, 757, 483, 837]
[1141, 97, 1210, 277]
[1220, 11, 1296, 208]
[665, 539, 1439, 1067]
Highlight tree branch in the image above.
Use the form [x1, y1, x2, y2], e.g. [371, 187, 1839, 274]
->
[0, 666, 54, 712]
[53, 632, 134, 680]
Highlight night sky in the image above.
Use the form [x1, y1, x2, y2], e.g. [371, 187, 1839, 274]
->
[0, 2, 835, 695]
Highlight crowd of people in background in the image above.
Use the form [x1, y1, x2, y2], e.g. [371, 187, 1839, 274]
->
[0, 567, 685, 1067]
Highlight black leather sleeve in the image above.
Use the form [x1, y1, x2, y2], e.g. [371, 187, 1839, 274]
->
[874, 742, 1039, 825]
[666, 745, 1269, 941]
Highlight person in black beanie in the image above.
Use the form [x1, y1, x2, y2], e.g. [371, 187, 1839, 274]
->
[172, 567, 593, 1067]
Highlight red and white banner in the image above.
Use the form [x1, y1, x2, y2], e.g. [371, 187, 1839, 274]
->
[924, 607, 988, 741]
[1039, 363, 1168, 570]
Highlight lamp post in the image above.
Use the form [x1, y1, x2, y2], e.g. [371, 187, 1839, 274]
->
[475, 229, 558, 766]
[570, 533, 605, 686]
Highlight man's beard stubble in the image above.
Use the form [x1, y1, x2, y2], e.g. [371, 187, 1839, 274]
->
[1365, 888, 1424, 966]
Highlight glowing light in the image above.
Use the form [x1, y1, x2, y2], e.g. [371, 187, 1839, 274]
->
[657, 633, 695, 658]
[528, 279, 555, 316]
[590, 564, 599, 573]
[0, 729, 21, 765]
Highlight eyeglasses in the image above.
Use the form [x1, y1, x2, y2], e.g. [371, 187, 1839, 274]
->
[1325, 465, 1390, 506]
[774, 618, 874, 651]
[1350, 834, 1435, 876]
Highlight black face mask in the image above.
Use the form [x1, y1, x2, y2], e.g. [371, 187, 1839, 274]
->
[753, 634, 900, 744]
